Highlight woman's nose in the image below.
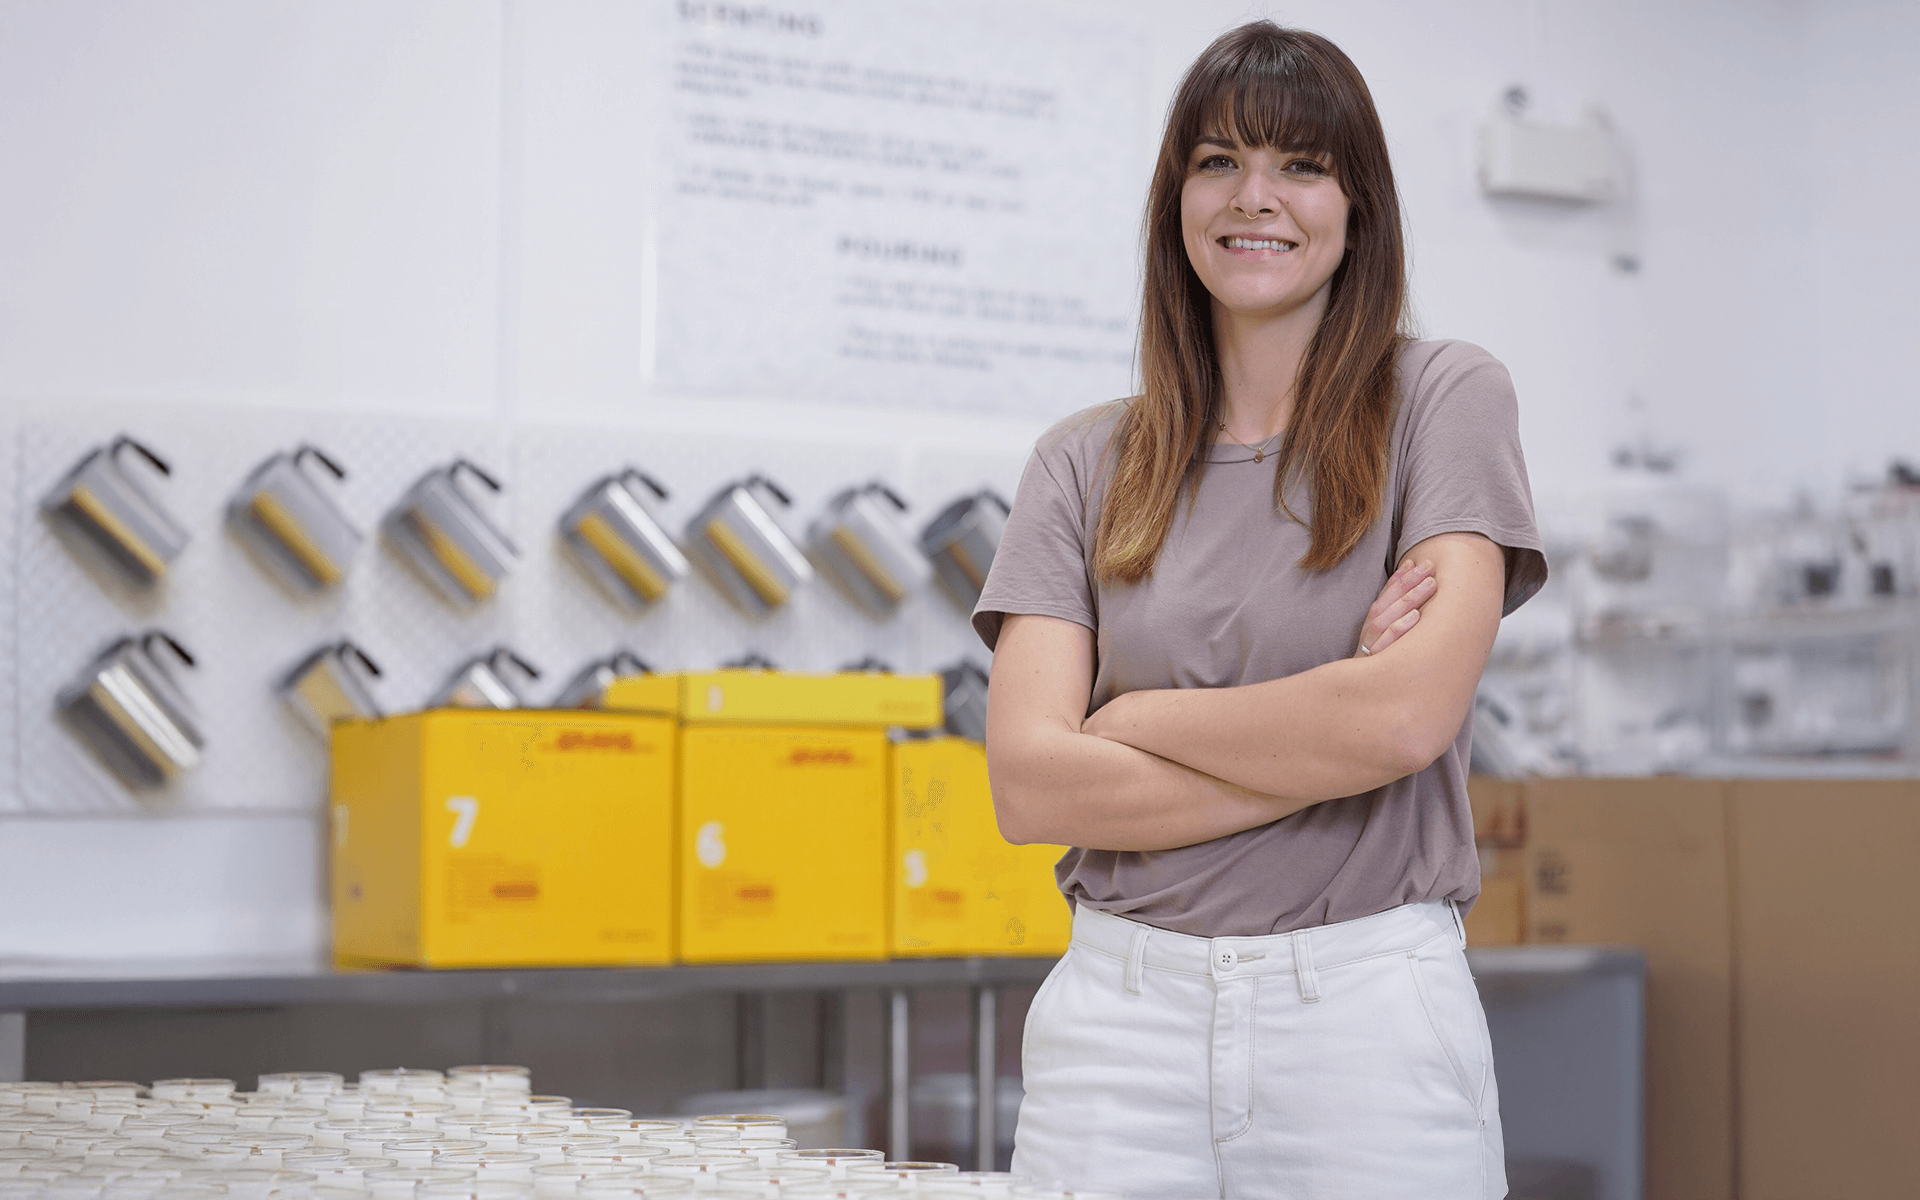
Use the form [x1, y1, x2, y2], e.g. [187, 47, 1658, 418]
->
[1231, 190, 1277, 220]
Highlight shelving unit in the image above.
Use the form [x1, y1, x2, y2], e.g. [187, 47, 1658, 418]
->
[0, 947, 1644, 1185]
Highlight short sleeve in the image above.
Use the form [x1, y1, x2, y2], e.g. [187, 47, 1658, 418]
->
[971, 441, 1097, 650]
[1393, 343, 1549, 616]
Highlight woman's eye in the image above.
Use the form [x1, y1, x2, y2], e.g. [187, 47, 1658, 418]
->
[1196, 154, 1236, 173]
[1287, 158, 1329, 176]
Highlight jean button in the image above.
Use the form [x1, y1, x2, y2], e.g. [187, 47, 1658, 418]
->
[1216, 947, 1237, 970]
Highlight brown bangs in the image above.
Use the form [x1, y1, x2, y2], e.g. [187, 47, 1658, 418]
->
[1183, 48, 1343, 167]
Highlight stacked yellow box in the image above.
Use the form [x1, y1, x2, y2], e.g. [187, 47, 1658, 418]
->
[332, 666, 1071, 968]
[329, 701, 679, 968]
[610, 668, 942, 964]
[890, 736, 1070, 957]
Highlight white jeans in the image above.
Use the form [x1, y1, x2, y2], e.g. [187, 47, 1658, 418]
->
[1013, 900, 1505, 1199]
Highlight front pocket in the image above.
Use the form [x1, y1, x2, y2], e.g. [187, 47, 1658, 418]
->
[1021, 947, 1075, 1079]
[1408, 949, 1485, 1112]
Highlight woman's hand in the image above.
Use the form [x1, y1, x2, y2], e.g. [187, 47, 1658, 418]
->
[1356, 560, 1436, 657]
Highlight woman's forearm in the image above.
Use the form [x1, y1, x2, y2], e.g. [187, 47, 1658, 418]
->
[1081, 533, 1507, 800]
[987, 718, 1315, 852]
[1081, 660, 1420, 802]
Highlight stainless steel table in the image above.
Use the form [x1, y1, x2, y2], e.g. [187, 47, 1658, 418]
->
[1, 945, 1643, 1188]
[0, 955, 1056, 1169]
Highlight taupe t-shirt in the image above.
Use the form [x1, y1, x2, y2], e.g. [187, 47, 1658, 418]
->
[973, 339, 1547, 937]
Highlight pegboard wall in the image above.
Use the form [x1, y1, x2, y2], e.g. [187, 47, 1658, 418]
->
[1, 399, 1025, 817]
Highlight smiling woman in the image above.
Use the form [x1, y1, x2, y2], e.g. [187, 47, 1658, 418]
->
[972, 20, 1549, 1200]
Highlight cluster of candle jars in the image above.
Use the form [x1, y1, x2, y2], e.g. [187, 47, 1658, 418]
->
[0, 1068, 1114, 1200]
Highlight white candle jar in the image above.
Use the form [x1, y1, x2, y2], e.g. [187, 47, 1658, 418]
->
[773, 1150, 884, 1181]
[645, 1153, 754, 1188]
[313, 1120, 409, 1150]
[431, 1151, 539, 1184]
[363, 1165, 476, 1200]
[528, 1162, 639, 1198]
[148, 1085, 231, 1107]
[708, 1165, 829, 1197]
[358, 1072, 444, 1097]
[581, 1122, 681, 1149]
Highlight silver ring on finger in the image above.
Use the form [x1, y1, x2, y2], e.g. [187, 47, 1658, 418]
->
[1357, 641, 1372, 656]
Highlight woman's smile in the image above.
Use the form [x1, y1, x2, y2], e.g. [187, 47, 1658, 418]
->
[1219, 236, 1298, 252]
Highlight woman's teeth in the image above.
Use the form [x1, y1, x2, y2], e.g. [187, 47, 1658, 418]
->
[1224, 237, 1296, 251]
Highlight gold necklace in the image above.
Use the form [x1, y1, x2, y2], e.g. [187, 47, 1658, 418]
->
[1217, 419, 1281, 463]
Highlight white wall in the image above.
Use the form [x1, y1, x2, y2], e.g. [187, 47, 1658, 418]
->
[1, 0, 1911, 962]
[1810, 0, 1920, 485]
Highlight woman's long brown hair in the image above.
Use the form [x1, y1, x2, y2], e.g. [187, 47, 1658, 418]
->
[1093, 22, 1408, 581]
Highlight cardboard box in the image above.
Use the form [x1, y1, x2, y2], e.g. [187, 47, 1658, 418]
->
[890, 737, 1070, 957]
[1523, 777, 1736, 1200]
[330, 710, 677, 967]
[1464, 847, 1525, 946]
[677, 725, 890, 963]
[1468, 774, 1527, 848]
[1729, 779, 1920, 1200]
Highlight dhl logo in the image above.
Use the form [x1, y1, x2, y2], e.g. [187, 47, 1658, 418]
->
[787, 747, 856, 766]
[553, 731, 638, 752]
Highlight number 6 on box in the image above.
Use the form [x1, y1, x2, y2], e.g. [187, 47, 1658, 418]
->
[445, 796, 479, 848]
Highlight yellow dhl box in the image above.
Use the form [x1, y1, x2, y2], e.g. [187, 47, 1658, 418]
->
[667, 669, 942, 728]
[678, 724, 890, 962]
[596, 671, 682, 715]
[891, 737, 1070, 957]
[330, 709, 676, 968]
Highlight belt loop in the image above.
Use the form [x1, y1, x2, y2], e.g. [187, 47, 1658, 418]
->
[1449, 898, 1467, 947]
[1123, 925, 1148, 995]
[1289, 930, 1321, 1004]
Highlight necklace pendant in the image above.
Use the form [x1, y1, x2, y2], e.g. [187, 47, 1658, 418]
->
[1254, 449, 1264, 463]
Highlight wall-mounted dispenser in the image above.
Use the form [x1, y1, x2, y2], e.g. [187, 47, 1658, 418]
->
[57, 631, 203, 789]
[919, 489, 1011, 611]
[382, 460, 518, 605]
[558, 469, 689, 610]
[430, 647, 540, 710]
[940, 659, 990, 743]
[808, 482, 933, 617]
[1478, 92, 1620, 204]
[41, 436, 190, 588]
[686, 475, 813, 616]
[279, 641, 382, 736]
[552, 650, 653, 709]
[228, 446, 362, 592]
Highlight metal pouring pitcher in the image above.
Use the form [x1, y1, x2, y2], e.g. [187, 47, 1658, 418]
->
[41, 436, 190, 588]
[687, 475, 813, 616]
[430, 647, 540, 710]
[228, 445, 362, 592]
[383, 460, 518, 605]
[279, 641, 382, 736]
[809, 482, 933, 617]
[940, 659, 990, 743]
[919, 489, 1011, 610]
[58, 631, 203, 789]
[553, 651, 653, 709]
[559, 468, 690, 610]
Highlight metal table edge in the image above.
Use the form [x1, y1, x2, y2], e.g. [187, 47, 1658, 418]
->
[0, 956, 1064, 1011]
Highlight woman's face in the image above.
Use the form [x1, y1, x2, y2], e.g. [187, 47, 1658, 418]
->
[1180, 135, 1350, 321]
